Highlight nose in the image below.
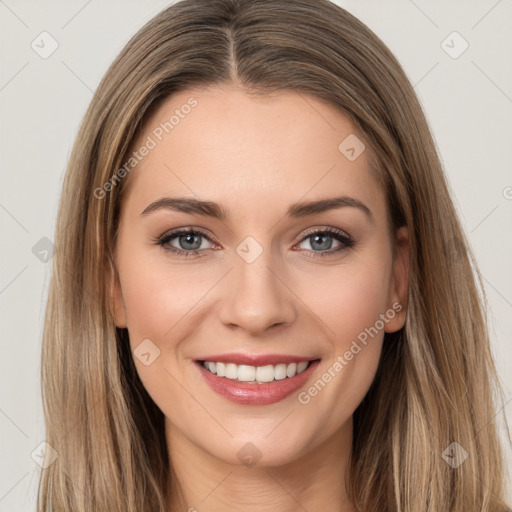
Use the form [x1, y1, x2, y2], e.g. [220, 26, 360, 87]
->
[217, 244, 297, 335]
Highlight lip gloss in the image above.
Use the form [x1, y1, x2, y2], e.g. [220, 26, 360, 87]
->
[195, 359, 321, 405]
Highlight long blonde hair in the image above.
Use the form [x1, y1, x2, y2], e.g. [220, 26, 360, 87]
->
[38, 0, 511, 510]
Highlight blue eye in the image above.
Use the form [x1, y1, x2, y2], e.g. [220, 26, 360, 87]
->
[296, 227, 355, 258]
[154, 227, 355, 259]
[155, 228, 215, 257]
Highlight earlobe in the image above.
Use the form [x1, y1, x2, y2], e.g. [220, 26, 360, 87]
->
[385, 225, 409, 333]
[108, 259, 128, 329]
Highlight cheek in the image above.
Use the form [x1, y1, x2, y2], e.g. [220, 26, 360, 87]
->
[118, 248, 212, 343]
[295, 253, 393, 347]
[116, 251, 205, 412]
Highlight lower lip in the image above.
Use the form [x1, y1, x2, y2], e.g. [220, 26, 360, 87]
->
[195, 360, 321, 405]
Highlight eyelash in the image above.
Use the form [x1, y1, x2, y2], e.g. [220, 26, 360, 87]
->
[153, 227, 355, 259]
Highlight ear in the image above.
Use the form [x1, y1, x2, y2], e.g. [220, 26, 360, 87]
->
[384, 225, 409, 333]
[107, 256, 128, 329]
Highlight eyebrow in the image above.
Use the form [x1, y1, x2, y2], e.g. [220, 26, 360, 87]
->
[140, 195, 374, 223]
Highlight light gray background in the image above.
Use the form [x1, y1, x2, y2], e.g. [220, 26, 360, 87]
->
[1, 1, 511, 510]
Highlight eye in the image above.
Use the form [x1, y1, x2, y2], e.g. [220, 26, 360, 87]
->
[295, 227, 355, 258]
[154, 228, 217, 258]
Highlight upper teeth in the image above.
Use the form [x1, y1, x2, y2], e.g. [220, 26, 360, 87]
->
[202, 361, 309, 383]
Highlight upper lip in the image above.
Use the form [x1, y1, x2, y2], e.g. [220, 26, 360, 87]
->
[196, 353, 319, 366]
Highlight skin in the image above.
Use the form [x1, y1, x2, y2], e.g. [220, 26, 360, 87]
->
[111, 83, 409, 512]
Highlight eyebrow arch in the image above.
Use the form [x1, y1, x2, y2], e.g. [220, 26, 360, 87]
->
[140, 195, 374, 223]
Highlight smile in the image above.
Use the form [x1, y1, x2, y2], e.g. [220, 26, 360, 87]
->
[195, 357, 322, 405]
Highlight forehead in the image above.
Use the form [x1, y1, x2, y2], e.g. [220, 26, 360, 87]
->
[120, 84, 385, 221]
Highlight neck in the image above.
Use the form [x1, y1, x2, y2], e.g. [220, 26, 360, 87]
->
[165, 417, 355, 512]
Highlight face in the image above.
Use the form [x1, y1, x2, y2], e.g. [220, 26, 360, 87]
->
[111, 84, 408, 468]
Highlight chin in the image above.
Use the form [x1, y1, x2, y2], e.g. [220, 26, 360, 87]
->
[204, 435, 310, 469]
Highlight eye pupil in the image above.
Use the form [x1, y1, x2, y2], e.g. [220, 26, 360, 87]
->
[180, 233, 201, 250]
[310, 233, 333, 251]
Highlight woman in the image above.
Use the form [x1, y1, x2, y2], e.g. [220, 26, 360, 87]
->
[37, 0, 511, 510]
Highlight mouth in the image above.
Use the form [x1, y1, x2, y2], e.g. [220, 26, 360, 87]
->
[194, 356, 322, 405]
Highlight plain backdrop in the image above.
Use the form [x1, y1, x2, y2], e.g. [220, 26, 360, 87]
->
[0, 1, 511, 510]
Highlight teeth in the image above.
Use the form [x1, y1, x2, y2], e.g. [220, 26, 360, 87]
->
[256, 365, 274, 383]
[201, 360, 311, 383]
[225, 363, 238, 379]
[298, 361, 308, 373]
[238, 364, 256, 382]
[274, 364, 287, 380]
[286, 363, 297, 378]
[216, 362, 226, 377]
